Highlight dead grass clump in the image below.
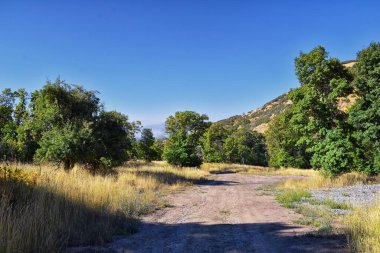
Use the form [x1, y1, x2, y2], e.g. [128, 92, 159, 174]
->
[345, 200, 380, 253]
[279, 172, 371, 190]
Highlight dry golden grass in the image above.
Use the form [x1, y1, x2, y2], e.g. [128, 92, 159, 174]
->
[0, 162, 208, 253]
[345, 200, 380, 253]
[201, 163, 317, 177]
[279, 172, 373, 190]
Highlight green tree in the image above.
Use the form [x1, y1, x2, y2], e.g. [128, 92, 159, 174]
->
[279, 46, 353, 173]
[151, 139, 164, 161]
[291, 46, 352, 150]
[30, 79, 101, 170]
[265, 110, 310, 168]
[136, 128, 157, 162]
[224, 128, 267, 166]
[0, 88, 17, 160]
[163, 111, 210, 167]
[92, 111, 136, 171]
[14, 89, 28, 126]
[13, 89, 37, 162]
[201, 122, 228, 162]
[28, 79, 137, 172]
[348, 43, 380, 175]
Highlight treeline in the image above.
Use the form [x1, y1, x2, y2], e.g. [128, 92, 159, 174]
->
[0, 80, 268, 172]
[2, 42, 379, 176]
[163, 111, 267, 167]
[266, 43, 380, 176]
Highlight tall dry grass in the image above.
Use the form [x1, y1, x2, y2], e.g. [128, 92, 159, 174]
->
[279, 172, 373, 190]
[0, 162, 208, 253]
[345, 201, 380, 253]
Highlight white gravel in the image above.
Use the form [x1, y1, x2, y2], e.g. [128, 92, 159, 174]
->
[310, 183, 380, 208]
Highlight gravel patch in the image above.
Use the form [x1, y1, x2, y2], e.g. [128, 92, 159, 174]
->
[310, 184, 380, 208]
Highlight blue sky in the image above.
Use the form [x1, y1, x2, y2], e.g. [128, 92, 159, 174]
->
[1, 0, 379, 127]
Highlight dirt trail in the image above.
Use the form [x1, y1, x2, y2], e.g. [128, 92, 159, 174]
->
[110, 173, 347, 253]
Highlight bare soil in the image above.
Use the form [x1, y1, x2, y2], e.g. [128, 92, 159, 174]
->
[110, 173, 347, 253]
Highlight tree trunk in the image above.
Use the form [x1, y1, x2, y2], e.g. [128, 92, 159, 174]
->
[63, 159, 74, 171]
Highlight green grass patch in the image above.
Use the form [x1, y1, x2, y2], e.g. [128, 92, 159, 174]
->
[306, 198, 352, 210]
[294, 204, 335, 234]
[276, 189, 312, 208]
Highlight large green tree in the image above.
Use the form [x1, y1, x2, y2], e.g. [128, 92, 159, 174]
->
[30, 79, 101, 170]
[28, 79, 137, 172]
[291, 46, 352, 151]
[348, 43, 380, 175]
[269, 46, 353, 174]
[163, 111, 210, 167]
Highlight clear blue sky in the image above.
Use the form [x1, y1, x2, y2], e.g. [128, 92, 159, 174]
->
[1, 0, 379, 126]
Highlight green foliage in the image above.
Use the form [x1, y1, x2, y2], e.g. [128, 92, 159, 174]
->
[267, 45, 353, 174]
[35, 123, 94, 170]
[0, 79, 138, 173]
[223, 128, 268, 166]
[91, 111, 136, 171]
[165, 111, 210, 141]
[163, 130, 203, 167]
[310, 128, 356, 176]
[163, 111, 210, 167]
[201, 123, 228, 163]
[30, 79, 100, 170]
[292, 46, 352, 138]
[265, 110, 310, 168]
[151, 139, 164, 161]
[0, 89, 17, 159]
[267, 43, 380, 176]
[276, 189, 311, 208]
[348, 42, 380, 175]
[136, 128, 160, 162]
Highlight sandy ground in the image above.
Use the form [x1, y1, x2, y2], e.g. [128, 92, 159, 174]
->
[110, 173, 347, 253]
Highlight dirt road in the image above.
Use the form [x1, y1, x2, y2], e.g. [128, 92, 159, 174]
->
[110, 173, 347, 253]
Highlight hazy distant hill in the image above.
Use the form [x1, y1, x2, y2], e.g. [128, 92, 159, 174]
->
[217, 60, 357, 134]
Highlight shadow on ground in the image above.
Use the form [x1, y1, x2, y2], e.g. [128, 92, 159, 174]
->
[133, 170, 238, 186]
[109, 221, 347, 253]
[209, 170, 238, 175]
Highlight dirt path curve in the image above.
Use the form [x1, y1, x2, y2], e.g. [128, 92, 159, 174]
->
[110, 173, 347, 253]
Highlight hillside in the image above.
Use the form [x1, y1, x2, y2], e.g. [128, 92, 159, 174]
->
[217, 93, 292, 133]
[217, 60, 357, 134]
